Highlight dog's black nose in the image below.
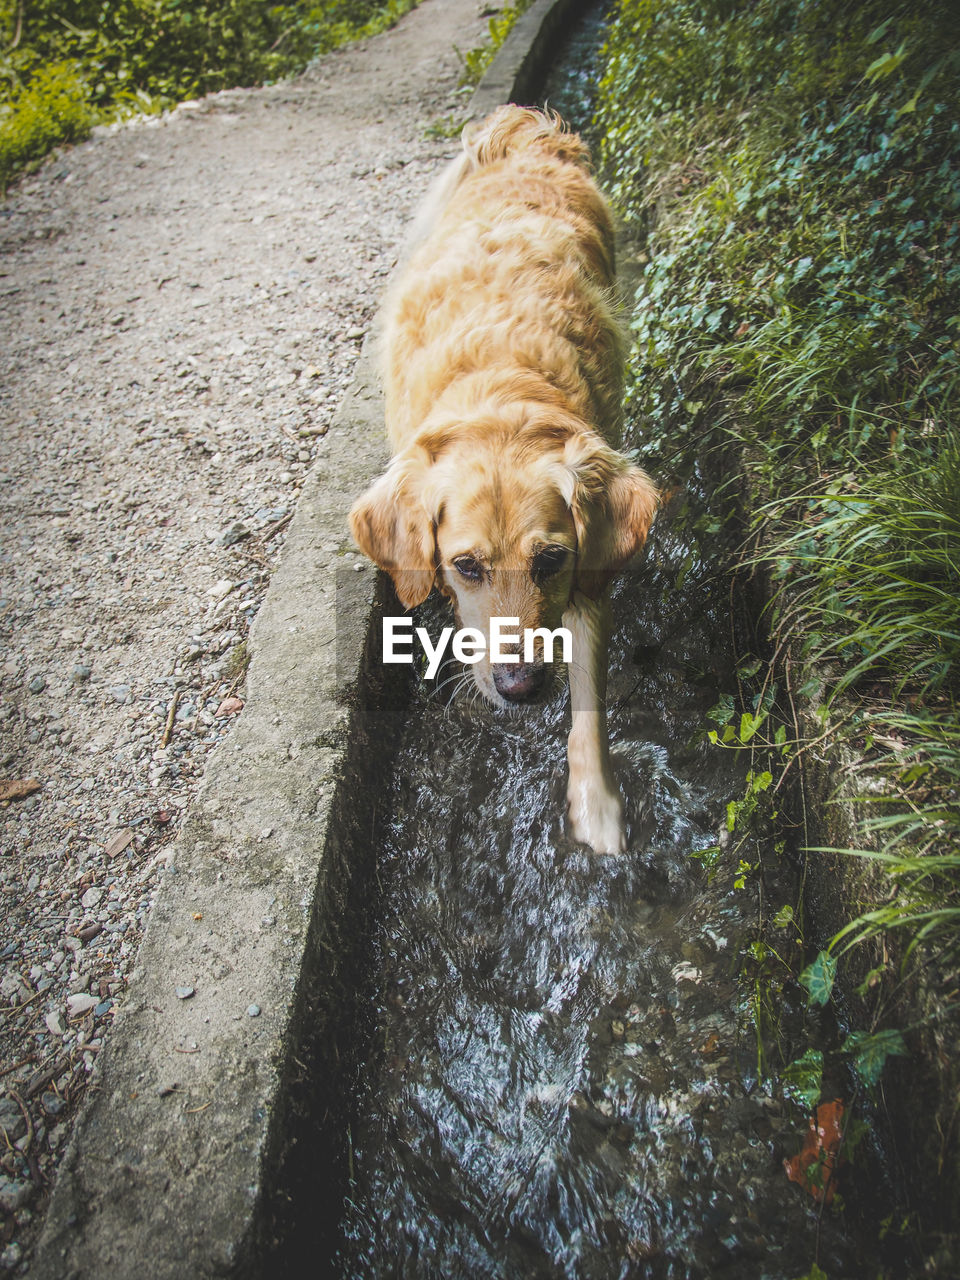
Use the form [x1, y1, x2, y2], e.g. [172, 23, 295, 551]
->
[492, 662, 546, 703]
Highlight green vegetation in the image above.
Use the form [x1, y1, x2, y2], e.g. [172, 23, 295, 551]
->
[0, 0, 418, 185]
[596, 0, 960, 972]
[595, 0, 960, 1255]
[457, 0, 534, 87]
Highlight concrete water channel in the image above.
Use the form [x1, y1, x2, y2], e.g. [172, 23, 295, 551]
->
[265, 10, 895, 1280]
[34, 2, 900, 1276]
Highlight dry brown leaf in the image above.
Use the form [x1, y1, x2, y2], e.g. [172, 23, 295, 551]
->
[0, 779, 41, 803]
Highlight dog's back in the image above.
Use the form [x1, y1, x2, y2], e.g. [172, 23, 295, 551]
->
[383, 106, 624, 450]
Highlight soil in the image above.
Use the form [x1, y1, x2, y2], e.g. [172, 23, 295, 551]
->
[0, 0, 491, 1269]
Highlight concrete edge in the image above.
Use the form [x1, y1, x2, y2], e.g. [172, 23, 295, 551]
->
[468, 0, 590, 119]
[31, 1, 591, 1276]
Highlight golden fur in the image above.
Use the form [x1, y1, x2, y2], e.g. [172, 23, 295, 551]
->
[350, 106, 658, 852]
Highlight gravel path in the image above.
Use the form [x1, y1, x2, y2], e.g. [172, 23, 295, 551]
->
[0, 0, 490, 1267]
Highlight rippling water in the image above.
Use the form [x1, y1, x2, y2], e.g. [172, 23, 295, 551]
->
[334, 472, 870, 1276]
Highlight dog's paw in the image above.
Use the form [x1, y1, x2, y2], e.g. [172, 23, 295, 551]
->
[567, 778, 626, 854]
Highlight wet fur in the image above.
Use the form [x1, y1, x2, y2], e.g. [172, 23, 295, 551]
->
[350, 106, 658, 853]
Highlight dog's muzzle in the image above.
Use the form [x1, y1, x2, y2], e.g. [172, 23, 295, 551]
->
[492, 661, 547, 703]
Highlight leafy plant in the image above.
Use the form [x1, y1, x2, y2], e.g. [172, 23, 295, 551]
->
[0, 60, 92, 185]
[457, 0, 534, 88]
[0, 0, 420, 183]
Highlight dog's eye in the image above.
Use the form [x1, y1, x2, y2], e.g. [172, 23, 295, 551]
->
[452, 555, 484, 583]
[532, 545, 568, 583]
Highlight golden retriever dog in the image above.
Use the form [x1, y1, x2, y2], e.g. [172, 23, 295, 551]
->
[349, 105, 658, 853]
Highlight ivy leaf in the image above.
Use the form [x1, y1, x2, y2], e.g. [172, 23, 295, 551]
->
[863, 42, 907, 84]
[843, 1028, 907, 1087]
[773, 903, 795, 929]
[800, 950, 836, 1006]
[782, 1047, 824, 1108]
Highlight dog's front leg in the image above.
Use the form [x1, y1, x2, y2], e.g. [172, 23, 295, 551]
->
[563, 591, 626, 853]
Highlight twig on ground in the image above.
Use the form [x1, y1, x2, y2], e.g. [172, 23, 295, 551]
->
[160, 690, 181, 749]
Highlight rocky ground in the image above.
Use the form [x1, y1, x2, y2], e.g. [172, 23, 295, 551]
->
[0, 0, 491, 1267]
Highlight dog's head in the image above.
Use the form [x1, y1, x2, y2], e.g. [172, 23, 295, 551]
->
[350, 403, 658, 706]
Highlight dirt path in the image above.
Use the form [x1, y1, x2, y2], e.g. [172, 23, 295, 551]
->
[0, 0, 489, 1267]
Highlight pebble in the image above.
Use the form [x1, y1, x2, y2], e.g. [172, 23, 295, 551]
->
[207, 578, 235, 602]
[45, 1011, 65, 1037]
[71, 664, 92, 683]
[1, 1242, 23, 1269]
[246, 1004, 261, 1018]
[0, 1177, 35, 1213]
[0, 1099, 26, 1144]
[41, 1092, 66, 1118]
[176, 986, 195, 1000]
[67, 993, 99, 1016]
[28, 674, 47, 694]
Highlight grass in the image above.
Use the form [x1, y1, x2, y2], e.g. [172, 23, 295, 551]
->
[593, 6, 960, 1246]
[594, 0, 960, 973]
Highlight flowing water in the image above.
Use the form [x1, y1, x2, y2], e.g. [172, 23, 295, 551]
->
[330, 479, 879, 1278]
[272, 10, 894, 1277]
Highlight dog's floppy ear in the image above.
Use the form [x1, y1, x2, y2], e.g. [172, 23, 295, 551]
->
[349, 452, 437, 608]
[563, 435, 659, 597]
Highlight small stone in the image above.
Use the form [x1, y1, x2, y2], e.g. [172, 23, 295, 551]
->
[0, 1176, 35, 1213]
[0, 1099, 26, 1144]
[176, 986, 195, 1000]
[29, 674, 47, 694]
[246, 1004, 261, 1018]
[67, 993, 98, 1017]
[1, 1240, 23, 1268]
[45, 1010, 65, 1036]
[71, 663, 92, 683]
[207, 578, 235, 602]
[217, 522, 250, 548]
[41, 1092, 66, 1117]
[95, 1000, 114, 1017]
[80, 886, 103, 910]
